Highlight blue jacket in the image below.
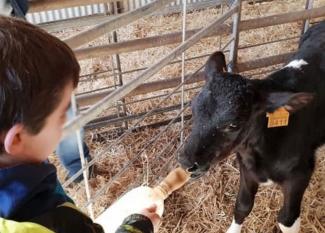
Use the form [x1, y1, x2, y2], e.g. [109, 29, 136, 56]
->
[0, 162, 153, 233]
[0, 162, 72, 221]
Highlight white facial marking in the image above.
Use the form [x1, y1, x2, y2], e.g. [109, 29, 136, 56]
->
[279, 217, 301, 233]
[285, 59, 308, 69]
[260, 179, 274, 187]
[226, 219, 242, 233]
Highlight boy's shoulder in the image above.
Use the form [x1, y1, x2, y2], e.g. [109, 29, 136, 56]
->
[0, 162, 71, 220]
[0, 162, 104, 233]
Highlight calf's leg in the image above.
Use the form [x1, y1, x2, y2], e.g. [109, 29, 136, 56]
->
[226, 164, 258, 233]
[277, 172, 312, 233]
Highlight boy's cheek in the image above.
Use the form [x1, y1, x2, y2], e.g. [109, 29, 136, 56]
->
[24, 128, 61, 161]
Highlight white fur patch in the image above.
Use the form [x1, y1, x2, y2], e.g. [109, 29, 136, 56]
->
[226, 219, 242, 233]
[285, 59, 308, 69]
[260, 179, 274, 187]
[279, 217, 301, 233]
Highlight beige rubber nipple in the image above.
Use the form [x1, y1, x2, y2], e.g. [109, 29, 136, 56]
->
[152, 167, 190, 200]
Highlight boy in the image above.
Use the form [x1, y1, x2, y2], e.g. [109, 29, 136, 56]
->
[1, 0, 94, 185]
[0, 16, 159, 233]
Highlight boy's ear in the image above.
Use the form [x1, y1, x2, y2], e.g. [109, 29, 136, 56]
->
[3, 124, 25, 156]
[266, 92, 314, 113]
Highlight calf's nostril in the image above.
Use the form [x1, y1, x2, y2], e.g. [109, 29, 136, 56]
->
[187, 162, 200, 173]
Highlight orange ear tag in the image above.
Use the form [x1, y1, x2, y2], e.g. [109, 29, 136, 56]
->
[266, 107, 290, 128]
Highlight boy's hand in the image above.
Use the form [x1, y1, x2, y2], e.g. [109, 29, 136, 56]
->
[139, 205, 161, 231]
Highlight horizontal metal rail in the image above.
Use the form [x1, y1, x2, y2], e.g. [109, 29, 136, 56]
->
[86, 102, 188, 129]
[80, 83, 201, 112]
[77, 71, 205, 106]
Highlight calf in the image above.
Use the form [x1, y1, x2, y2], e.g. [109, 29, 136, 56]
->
[178, 21, 325, 233]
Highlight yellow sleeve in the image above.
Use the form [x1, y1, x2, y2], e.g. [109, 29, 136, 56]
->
[0, 218, 54, 233]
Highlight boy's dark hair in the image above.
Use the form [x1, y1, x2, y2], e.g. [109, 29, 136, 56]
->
[0, 16, 80, 142]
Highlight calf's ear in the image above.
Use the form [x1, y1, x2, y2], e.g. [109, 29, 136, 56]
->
[204, 51, 227, 81]
[266, 92, 314, 113]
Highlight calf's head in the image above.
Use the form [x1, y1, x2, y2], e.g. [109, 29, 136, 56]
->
[178, 51, 314, 177]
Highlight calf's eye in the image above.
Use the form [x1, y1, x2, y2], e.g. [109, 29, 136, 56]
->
[223, 123, 239, 132]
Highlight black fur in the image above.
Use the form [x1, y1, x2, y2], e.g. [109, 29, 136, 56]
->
[178, 21, 325, 230]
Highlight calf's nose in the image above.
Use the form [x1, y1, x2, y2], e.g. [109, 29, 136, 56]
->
[177, 151, 196, 169]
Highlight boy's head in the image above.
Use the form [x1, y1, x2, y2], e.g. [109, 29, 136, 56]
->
[0, 16, 80, 165]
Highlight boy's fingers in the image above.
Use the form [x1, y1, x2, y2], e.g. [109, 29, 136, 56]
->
[139, 206, 161, 226]
[147, 212, 161, 226]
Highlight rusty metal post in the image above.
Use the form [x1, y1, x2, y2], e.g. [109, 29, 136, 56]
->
[228, 0, 242, 73]
[302, 0, 314, 34]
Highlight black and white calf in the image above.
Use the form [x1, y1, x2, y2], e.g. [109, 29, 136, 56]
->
[178, 21, 325, 233]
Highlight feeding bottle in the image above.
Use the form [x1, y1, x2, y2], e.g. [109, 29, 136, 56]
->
[95, 167, 190, 233]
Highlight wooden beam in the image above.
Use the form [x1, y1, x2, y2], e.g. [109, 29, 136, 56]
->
[39, 0, 223, 31]
[64, 0, 176, 48]
[239, 6, 325, 31]
[74, 25, 231, 60]
[74, 6, 325, 60]
[237, 52, 293, 72]
[77, 52, 293, 107]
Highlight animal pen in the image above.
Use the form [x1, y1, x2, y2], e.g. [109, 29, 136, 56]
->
[30, 0, 324, 232]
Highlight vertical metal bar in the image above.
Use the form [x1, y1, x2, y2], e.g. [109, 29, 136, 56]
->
[228, 0, 241, 73]
[71, 7, 76, 18]
[103, 1, 110, 15]
[109, 37, 121, 122]
[180, 0, 187, 144]
[70, 94, 94, 220]
[112, 32, 129, 129]
[31, 13, 37, 24]
[302, 0, 314, 34]
[43, 11, 49, 23]
[123, 0, 129, 12]
[91, 4, 96, 15]
[109, 1, 128, 129]
[103, 0, 117, 124]
[113, 1, 118, 14]
[219, 1, 224, 50]
[58, 8, 63, 20]
[129, 0, 134, 11]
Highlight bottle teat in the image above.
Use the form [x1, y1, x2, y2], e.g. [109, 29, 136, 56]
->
[152, 167, 190, 200]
